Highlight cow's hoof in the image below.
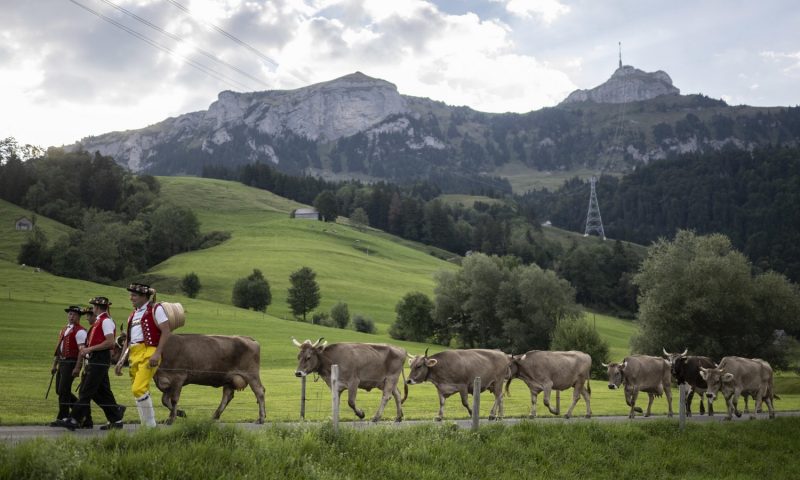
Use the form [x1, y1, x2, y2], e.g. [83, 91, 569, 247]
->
[370, 416, 381, 423]
[628, 415, 635, 419]
[177, 410, 186, 418]
[564, 414, 571, 420]
[394, 417, 403, 423]
[356, 411, 366, 420]
[488, 415, 495, 421]
[434, 416, 443, 422]
[165, 419, 175, 426]
[735, 411, 742, 418]
[724, 417, 732, 421]
[634, 407, 643, 413]
[667, 413, 673, 418]
[585, 414, 592, 419]
[255, 419, 265, 425]
[644, 413, 651, 418]
[769, 414, 775, 419]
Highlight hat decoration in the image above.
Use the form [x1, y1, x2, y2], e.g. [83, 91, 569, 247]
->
[64, 305, 83, 314]
[89, 296, 112, 306]
[127, 283, 152, 295]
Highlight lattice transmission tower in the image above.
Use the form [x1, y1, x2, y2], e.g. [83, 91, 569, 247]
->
[584, 176, 606, 240]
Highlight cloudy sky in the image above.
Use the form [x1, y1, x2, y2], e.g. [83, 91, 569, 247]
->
[2, 0, 798, 148]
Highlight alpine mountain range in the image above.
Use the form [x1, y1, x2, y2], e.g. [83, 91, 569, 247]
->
[70, 67, 800, 188]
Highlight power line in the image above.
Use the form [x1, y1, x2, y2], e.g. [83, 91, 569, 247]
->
[165, 0, 278, 68]
[67, 0, 256, 91]
[96, 0, 271, 88]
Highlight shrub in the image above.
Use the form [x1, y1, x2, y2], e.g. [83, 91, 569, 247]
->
[232, 269, 272, 312]
[352, 314, 376, 334]
[180, 272, 201, 298]
[330, 302, 350, 329]
[550, 316, 610, 379]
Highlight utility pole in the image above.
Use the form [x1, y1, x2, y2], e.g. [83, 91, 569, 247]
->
[584, 176, 606, 240]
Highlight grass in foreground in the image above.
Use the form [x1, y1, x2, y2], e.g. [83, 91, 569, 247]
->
[2, 418, 799, 479]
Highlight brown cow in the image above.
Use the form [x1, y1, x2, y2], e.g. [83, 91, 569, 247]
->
[407, 348, 510, 421]
[699, 356, 775, 420]
[154, 334, 266, 425]
[506, 350, 592, 419]
[604, 355, 673, 419]
[293, 338, 407, 422]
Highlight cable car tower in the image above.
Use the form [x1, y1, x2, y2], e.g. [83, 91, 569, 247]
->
[584, 175, 606, 240]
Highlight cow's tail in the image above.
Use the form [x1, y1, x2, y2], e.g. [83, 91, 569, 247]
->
[586, 378, 591, 394]
[400, 367, 409, 404]
[504, 377, 513, 398]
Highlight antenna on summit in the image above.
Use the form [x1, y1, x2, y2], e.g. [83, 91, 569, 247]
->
[618, 41, 622, 69]
[584, 176, 606, 240]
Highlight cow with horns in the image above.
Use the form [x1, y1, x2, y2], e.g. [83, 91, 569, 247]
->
[662, 348, 716, 417]
[604, 355, 674, 419]
[406, 348, 510, 421]
[292, 338, 408, 422]
[505, 350, 592, 419]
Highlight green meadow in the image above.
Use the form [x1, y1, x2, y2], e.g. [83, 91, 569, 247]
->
[1, 176, 798, 427]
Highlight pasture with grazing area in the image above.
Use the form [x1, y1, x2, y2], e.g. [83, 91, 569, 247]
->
[0, 176, 798, 427]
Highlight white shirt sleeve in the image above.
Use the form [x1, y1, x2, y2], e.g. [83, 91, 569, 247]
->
[154, 304, 169, 325]
[75, 329, 87, 345]
[102, 317, 115, 336]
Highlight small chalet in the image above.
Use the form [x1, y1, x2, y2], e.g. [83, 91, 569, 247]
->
[15, 217, 33, 231]
[291, 208, 320, 220]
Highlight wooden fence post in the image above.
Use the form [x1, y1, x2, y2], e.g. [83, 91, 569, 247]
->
[300, 375, 307, 420]
[472, 377, 481, 431]
[679, 383, 686, 431]
[331, 364, 340, 433]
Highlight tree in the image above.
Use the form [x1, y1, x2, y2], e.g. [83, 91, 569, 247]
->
[433, 253, 580, 351]
[17, 227, 50, 270]
[232, 269, 272, 312]
[550, 317, 610, 379]
[349, 207, 369, 230]
[145, 204, 200, 265]
[287, 266, 321, 321]
[181, 272, 201, 298]
[330, 302, 350, 328]
[632, 230, 800, 367]
[313, 190, 338, 222]
[390, 292, 435, 342]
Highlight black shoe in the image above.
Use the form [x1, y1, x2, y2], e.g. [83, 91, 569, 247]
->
[100, 421, 124, 430]
[81, 423, 94, 429]
[56, 418, 79, 431]
[49, 420, 63, 427]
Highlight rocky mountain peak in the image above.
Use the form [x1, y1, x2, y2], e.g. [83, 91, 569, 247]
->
[561, 65, 680, 104]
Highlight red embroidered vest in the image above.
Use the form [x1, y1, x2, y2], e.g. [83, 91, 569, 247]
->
[88, 312, 114, 349]
[127, 302, 162, 347]
[56, 324, 85, 359]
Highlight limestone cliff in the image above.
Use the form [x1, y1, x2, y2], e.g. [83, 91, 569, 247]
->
[562, 65, 680, 104]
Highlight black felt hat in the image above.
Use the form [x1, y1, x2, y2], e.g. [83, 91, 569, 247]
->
[64, 305, 83, 314]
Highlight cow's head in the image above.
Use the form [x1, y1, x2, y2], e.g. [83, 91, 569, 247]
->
[603, 361, 625, 389]
[663, 347, 688, 377]
[406, 348, 435, 385]
[292, 337, 327, 377]
[506, 354, 526, 380]
[699, 367, 735, 402]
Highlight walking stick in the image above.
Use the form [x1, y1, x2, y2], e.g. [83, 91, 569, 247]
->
[45, 371, 55, 399]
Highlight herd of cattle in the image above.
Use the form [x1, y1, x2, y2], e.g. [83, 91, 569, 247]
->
[134, 334, 779, 424]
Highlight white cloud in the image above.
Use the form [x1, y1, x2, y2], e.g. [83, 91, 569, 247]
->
[761, 50, 800, 75]
[496, 0, 570, 23]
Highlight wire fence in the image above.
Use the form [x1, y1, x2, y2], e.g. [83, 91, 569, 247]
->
[20, 360, 697, 428]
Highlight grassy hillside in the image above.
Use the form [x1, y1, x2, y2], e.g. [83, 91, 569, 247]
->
[0, 199, 73, 264]
[151, 177, 458, 329]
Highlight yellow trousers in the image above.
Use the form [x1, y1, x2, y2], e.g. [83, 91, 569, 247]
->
[128, 344, 159, 398]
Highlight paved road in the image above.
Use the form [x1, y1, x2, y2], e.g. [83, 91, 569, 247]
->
[3, 411, 798, 445]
